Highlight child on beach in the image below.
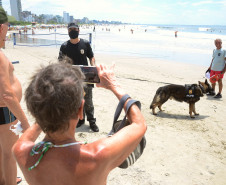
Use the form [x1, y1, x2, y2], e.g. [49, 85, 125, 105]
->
[0, 7, 29, 185]
[207, 38, 226, 98]
[12, 62, 146, 185]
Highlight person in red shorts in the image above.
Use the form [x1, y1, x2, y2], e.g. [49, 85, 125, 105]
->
[207, 39, 226, 98]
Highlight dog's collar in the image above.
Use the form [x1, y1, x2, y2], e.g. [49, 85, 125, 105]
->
[199, 84, 205, 93]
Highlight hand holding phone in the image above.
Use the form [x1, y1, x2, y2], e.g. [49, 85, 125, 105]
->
[78, 65, 100, 83]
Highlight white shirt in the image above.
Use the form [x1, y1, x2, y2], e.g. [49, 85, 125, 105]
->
[211, 49, 226, 71]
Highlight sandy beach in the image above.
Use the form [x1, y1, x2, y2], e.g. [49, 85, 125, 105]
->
[2, 41, 226, 185]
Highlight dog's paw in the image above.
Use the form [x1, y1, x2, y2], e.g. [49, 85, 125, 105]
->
[190, 115, 195, 118]
[195, 113, 199, 116]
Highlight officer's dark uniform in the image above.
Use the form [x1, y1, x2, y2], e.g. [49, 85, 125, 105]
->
[58, 38, 98, 132]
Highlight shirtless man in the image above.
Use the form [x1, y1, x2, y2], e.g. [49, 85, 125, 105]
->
[12, 62, 147, 185]
[0, 7, 29, 185]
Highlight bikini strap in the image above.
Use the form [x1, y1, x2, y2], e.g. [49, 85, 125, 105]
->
[28, 141, 87, 171]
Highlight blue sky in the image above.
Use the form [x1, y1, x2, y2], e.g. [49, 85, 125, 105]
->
[2, 0, 226, 25]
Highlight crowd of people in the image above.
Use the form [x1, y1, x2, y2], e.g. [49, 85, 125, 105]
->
[1, 5, 226, 185]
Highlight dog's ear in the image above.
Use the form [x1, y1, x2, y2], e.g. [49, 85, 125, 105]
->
[198, 81, 201, 84]
[205, 79, 208, 84]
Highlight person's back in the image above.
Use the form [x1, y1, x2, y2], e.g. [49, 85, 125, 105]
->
[16, 141, 111, 185]
[13, 62, 146, 185]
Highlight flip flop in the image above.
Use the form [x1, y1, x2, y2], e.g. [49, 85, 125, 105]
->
[17, 177, 22, 184]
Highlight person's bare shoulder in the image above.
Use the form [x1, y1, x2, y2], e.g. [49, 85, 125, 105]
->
[12, 140, 35, 166]
[81, 136, 124, 166]
[79, 139, 111, 165]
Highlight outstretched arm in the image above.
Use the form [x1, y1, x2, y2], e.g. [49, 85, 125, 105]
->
[95, 64, 147, 170]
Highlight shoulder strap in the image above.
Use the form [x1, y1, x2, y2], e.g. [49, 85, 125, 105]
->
[125, 99, 141, 113]
[185, 84, 190, 91]
[113, 94, 130, 124]
[108, 95, 141, 136]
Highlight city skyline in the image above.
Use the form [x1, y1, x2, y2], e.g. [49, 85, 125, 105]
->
[2, 0, 226, 25]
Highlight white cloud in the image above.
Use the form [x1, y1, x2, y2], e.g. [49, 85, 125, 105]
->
[192, 0, 226, 6]
[192, 0, 213, 6]
[177, 2, 189, 6]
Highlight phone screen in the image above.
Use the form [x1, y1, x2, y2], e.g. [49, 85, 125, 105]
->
[79, 66, 100, 83]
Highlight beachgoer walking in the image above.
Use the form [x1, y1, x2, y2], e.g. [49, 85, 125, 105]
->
[0, 7, 29, 185]
[175, 31, 178, 38]
[12, 62, 147, 185]
[58, 23, 99, 132]
[207, 38, 226, 98]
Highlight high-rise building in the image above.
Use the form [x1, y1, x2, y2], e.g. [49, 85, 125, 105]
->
[0, 0, 2, 7]
[10, 0, 22, 21]
[63, 11, 70, 23]
[69, 16, 74, 23]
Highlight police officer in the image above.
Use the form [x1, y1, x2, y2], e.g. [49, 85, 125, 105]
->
[58, 23, 99, 132]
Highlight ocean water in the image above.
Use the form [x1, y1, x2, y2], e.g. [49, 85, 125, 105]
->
[10, 24, 226, 67]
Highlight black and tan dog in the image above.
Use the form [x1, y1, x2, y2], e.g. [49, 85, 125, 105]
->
[150, 79, 213, 118]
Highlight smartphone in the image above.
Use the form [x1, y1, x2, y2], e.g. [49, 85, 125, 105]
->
[78, 65, 100, 83]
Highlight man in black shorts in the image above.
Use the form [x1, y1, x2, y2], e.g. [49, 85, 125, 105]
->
[58, 22, 99, 132]
[0, 7, 29, 184]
